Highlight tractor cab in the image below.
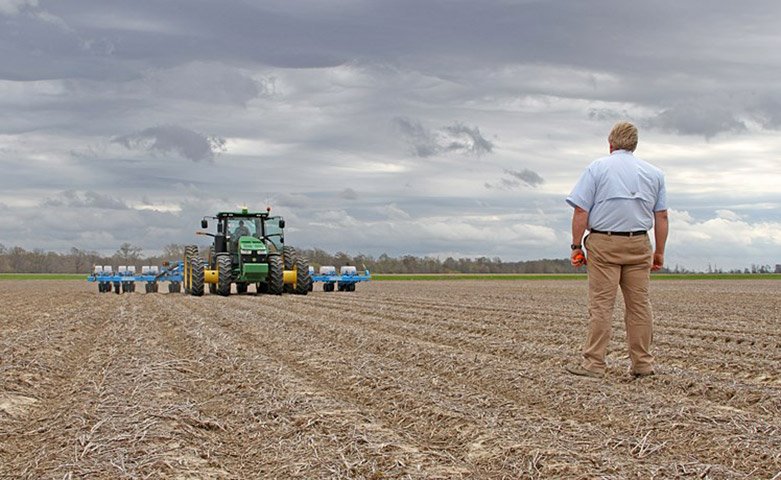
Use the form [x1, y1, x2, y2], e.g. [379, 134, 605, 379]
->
[188, 207, 307, 297]
[201, 208, 286, 257]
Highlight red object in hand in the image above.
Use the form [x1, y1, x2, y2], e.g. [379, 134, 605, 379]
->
[572, 252, 586, 267]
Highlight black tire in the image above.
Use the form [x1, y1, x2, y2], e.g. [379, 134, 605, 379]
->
[266, 254, 284, 295]
[207, 245, 217, 295]
[236, 282, 248, 294]
[256, 282, 268, 294]
[184, 245, 198, 294]
[283, 246, 311, 295]
[349, 283, 356, 292]
[216, 254, 232, 296]
[144, 283, 150, 293]
[184, 245, 198, 259]
[282, 246, 297, 293]
[293, 257, 310, 295]
[323, 282, 334, 292]
[190, 257, 205, 296]
[114, 282, 121, 295]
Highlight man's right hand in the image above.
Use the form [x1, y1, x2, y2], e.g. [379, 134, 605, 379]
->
[652, 252, 664, 271]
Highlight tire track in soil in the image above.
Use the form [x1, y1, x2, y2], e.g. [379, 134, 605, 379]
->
[162, 294, 442, 479]
[1, 289, 119, 478]
[296, 286, 781, 417]
[2, 289, 229, 479]
[177, 298, 580, 478]
[309, 284, 781, 376]
[223, 294, 779, 478]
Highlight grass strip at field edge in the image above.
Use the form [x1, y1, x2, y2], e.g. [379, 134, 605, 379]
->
[1, 273, 779, 281]
[0, 273, 88, 280]
[372, 273, 781, 281]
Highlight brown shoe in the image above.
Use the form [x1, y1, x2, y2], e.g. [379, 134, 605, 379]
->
[565, 365, 604, 379]
[631, 371, 655, 379]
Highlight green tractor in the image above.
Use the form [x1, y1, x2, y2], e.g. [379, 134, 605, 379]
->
[182, 207, 311, 296]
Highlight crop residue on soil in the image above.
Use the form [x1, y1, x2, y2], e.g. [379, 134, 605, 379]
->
[1, 279, 779, 478]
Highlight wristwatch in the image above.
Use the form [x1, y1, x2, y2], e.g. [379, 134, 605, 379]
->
[571, 244, 582, 250]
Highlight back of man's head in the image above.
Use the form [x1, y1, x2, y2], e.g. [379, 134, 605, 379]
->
[609, 122, 638, 152]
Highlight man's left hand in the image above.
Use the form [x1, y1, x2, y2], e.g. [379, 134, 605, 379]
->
[571, 249, 587, 267]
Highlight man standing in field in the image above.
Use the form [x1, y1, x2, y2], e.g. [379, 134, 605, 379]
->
[565, 122, 668, 379]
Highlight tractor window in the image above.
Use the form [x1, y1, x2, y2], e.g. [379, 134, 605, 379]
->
[264, 217, 284, 251]
[228, 219, 255, 238]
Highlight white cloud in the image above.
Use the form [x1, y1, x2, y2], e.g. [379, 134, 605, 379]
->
[668, 209, 781, 270]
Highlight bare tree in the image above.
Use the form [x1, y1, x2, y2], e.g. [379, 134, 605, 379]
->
[114, 243, 143, 264]
[162, 243, 184, 261]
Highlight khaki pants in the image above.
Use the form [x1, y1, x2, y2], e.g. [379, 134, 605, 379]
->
[582, 233, 654, 375]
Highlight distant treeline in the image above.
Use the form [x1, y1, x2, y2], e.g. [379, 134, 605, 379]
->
[0, 243, 581, 274]
[0, 243, 776, 275]
[302, 248, 579, 274]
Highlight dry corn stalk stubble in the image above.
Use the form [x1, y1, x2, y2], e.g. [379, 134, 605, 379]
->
[0, 279, 779, 479]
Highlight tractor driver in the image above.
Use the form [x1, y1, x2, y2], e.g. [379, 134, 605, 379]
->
[233, 220, 251, 238]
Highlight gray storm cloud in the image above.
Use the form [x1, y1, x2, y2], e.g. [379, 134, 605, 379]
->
[0, 0, 780, 271]
[394, 117, 494, 157]
[486, 169, 545, 190]
[648, 103, 747, 138]
[0, 0, 37, 15]
[42, 190, 128, 210]
[112, 126, 226, 162]
[338, 188, 358, 200]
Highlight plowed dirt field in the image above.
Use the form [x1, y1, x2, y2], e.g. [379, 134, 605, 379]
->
[1, 279, 779, 479]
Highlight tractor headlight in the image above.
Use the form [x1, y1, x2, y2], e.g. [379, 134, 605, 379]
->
[240, 249, 252, 255]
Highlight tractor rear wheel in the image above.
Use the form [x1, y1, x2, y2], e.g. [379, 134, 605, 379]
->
[184, 245, 198, 294]
[293, 257, 311, 295]
[266, 254, 284, 295]
[190, 256, 205, 296]
[283, 246, 311, 295]
[282, 246, 297, 293]
[216, 254, 232, 296]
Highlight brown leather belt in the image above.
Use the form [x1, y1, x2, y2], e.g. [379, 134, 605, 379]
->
[590, 229, 647, 237]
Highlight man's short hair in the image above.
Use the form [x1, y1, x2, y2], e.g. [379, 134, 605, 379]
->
[609, 122, 638, 152]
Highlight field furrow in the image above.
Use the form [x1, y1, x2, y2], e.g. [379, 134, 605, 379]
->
[1, 279, 779, 479]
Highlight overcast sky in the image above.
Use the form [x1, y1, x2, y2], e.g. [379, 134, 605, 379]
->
[1, 0, 780, 271]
